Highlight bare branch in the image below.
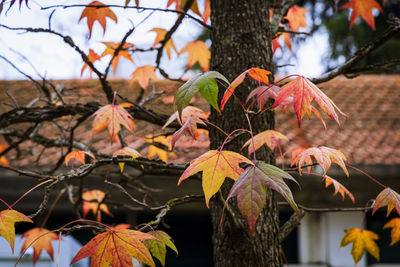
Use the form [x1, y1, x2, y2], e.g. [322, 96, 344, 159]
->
[311, 18, 400, 84]
[41, 4, 211, 29]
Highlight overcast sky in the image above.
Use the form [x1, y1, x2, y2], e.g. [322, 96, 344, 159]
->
[0, 0, 329, 80]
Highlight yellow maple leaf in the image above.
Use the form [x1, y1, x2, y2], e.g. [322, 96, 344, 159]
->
[150, 28, 177, 59]
[146, 136, 176, 163]
[341, 228, 379, 264]
[0, 210, 32, 253]
[384, 218, 400, 246]
[178, 150, 253, 207]
[179, 40, 210, 72]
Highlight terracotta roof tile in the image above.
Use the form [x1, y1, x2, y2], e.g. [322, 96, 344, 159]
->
[0, 74, 399, 167]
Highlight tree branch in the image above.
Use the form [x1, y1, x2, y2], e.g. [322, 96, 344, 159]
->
[311, 18, 400, 84]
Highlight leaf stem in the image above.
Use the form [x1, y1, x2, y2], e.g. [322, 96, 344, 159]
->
[244, 113, 257, 162]
[10, 179, 52, 209]
[219, 128, 251, 151]
[345, 164, 386, 189]
[40, 188, 66, 228]
[0, 198, 11, 209]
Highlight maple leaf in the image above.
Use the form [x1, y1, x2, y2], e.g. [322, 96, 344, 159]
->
[242, 130, 288, 156]
[125, 0, 139, 6]
[113, 147, 141, 173]
[0, 210, 32, 253]
[82, 190, 113, 221]
[272, 76, 347, 127]
[341, 0, 383, 30]
[79, 1, 118, 38]
[65, 150, 95, 167]
[296, 146, 349, 177]
[179, 40, 211, 72]
[130, 65, 157, 89]
[150, 28, 177, 59]
[220, 67, 271, 110]
[175, 71, 229, 116]
[81, 49, 101, 77]
[92, 102, 135, 143]
[101, 42, 134, 74]
[323, 175, 355, 203]
[372, 187, 400, 216]
[178, 150, 253, 207]
[167, 0, 201, 18]
[0, 0, 28, 12]
[285, 5, 308, 32]
[226, 162, 299, 234]
[171, 116, 198, 150]
[383, 218, 400, 246]
[202, 0, 211, 22]
[0, 145, 10, 166]
[20, 228, 59, 264]
[340, 228, 379, 264]
[246, 85, 281, 111]
[146, 136, 176, 163]
[144, 230, 178, 267]
[71, 228, 156, 267]
[163, 106, 208, 128]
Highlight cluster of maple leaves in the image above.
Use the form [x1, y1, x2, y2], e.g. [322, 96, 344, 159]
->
[0, 0, 395, 266]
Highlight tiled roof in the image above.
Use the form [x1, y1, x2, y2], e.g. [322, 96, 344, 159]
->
[0, 74, 399, 167]
[277, 75, 400, 165]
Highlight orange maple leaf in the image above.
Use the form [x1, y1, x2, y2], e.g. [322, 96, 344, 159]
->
[178, 150, 253, 207]
[341, 0, 383, 30]
[179, 40, 210, 72]
[341, 228, 379, 264]
[125, 0, 139, 6]
[146, 136, 176, 163]
[167, 0, 201, 17]
[372, 187, 400, 216]
[272, 76, 347, 127]
[101, 42, 134, 74]
[296, 146, 349, 177]
[81, 49, 101, 77]
[20, 228, 59, 264]
[79, 1, 117, 38]
[92, 103, 135, 143]
[71, 228, 155, 267]
[82, 190, 113, 221]
[65, 150, 95, 167]
[0, 145, 10, 166]
[130, 65, 157, 89]
[384, 218, 400, 246]
[323, 175, 355, 203]
[220, 67, 271, 110]
[285, 5, 308, 32]
[0, 210, 32, 253]
[150, 28, 177, 59]
[242, 130, 288, 156]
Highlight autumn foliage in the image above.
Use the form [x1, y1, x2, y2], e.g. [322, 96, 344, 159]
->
[0, 0, 398, 266]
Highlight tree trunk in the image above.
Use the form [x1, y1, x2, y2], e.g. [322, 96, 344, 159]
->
[209, 1, 282, 266]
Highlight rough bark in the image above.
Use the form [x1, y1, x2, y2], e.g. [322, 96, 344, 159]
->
[209, 1, 282, 266]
